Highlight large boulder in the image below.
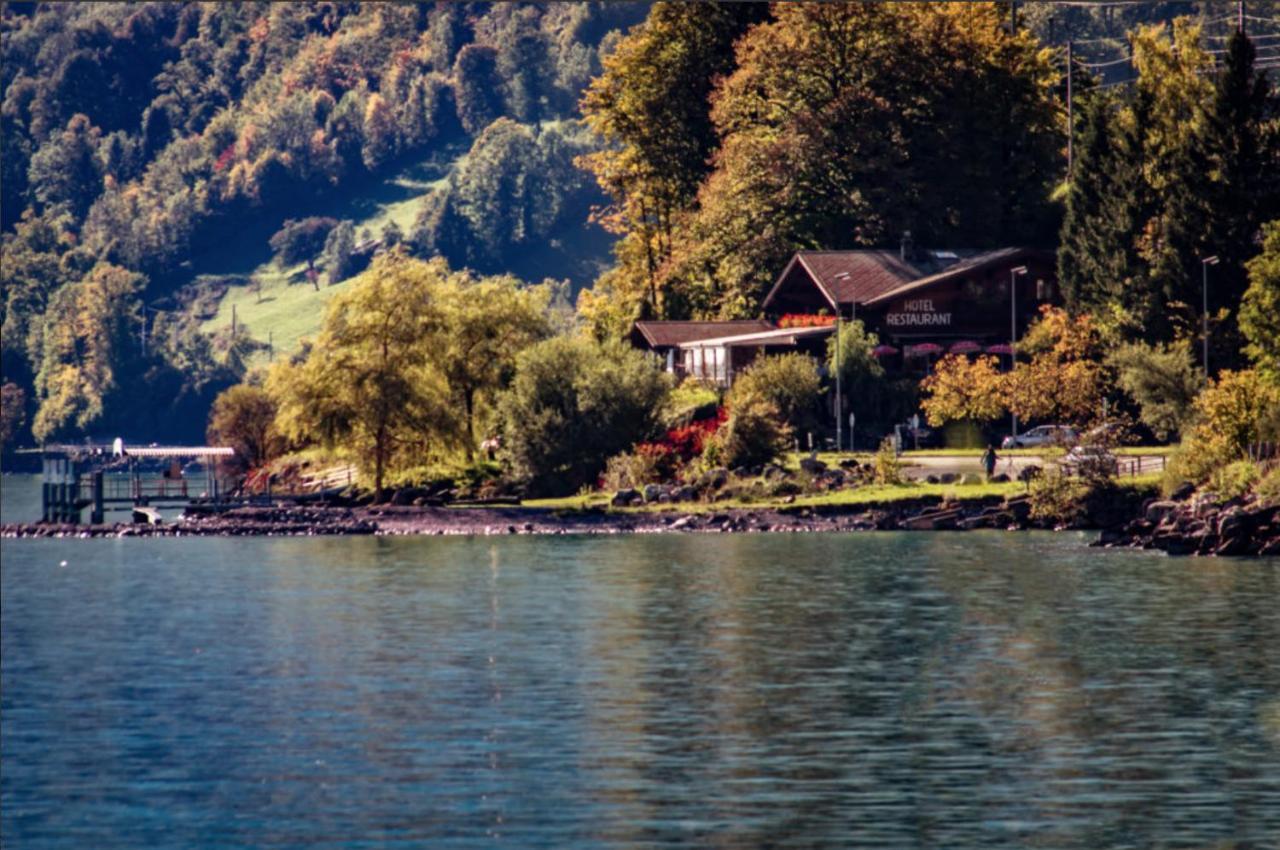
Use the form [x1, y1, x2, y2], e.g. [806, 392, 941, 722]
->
[799, 456, 827, 475]
[642, 483, 665, 503]
[611, 489, 641, 507]
[1144, 500, 1181, 524]
[670, 484, 698, 503]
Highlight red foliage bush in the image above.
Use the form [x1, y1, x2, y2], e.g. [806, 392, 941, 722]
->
[662, 408, 728, 461]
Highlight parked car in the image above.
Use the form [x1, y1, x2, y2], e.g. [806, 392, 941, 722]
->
[1062, 445, 1119, 477]
[1001, 425, 1078, 449]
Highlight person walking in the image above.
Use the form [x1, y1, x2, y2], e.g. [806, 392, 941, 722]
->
[981, 444, 999, 481]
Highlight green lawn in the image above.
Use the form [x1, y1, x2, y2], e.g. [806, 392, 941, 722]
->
[198, 154, 456, 367]
[520, 472, 1163, 514]
[523, 479, 1028, 513]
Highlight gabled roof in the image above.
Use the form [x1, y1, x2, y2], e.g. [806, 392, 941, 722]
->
[763, 251, 926, 309]
[632, 319, 774, 348]
[863, 247, 1043, 306]
[677, 324, 835, 349]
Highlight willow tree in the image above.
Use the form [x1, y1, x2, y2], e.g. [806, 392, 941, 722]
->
[269, 253, 459, 499]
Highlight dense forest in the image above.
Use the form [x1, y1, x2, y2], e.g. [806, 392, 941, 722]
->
[1, 0, 1278, 460]
[0, 1, 643, 446]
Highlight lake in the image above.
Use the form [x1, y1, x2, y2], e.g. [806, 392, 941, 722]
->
[2, 480, 1278, 848]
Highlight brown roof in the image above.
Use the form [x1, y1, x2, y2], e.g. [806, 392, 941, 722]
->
[792, 251, 925, 304]
[863, 247, 1041, 306]
[632, 319, 775, 348]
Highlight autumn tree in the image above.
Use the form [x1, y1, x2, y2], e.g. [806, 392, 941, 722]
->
[0, 383, 28, 451]
[920, 354, 1007, 427]
[206, 382, 283, 470]
[578, 2, 768, 324]
[431, 264, 551, 454]
[589, 3, 1062, 325]
[269, 253, 459, 500]
[453, 44, 505, 134]
[32, 263, 144, 442]
[320, 220, 356, 284]
[1005, 306, 1107, 426]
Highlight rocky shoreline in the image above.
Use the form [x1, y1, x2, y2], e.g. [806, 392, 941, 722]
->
[2, 493, 1276, 557]
[1094, 491, 1280, 557]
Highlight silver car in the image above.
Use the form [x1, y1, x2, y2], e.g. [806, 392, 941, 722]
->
[1001, 425, 1079, 449]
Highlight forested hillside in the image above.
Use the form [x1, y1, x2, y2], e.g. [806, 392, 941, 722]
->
[0, 2, 642, 445]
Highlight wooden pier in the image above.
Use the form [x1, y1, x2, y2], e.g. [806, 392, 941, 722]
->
[39, 444, 236, 524]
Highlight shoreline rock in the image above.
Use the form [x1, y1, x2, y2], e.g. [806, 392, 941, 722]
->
[1093, 492, 1279, 558]
[3, 494, 1275, 556]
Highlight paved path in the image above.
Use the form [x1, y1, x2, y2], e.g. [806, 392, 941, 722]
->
[901, 454, 1167, 481]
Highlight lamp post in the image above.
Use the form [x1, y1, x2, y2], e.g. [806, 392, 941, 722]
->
[1201, 255, 1219, 381]
[1010, 265, 1028, 443]
[832, 271, 850, 452]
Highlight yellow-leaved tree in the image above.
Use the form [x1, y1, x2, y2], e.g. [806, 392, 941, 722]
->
[920, 354, 1006, 427]
[269, 253, 459, 500]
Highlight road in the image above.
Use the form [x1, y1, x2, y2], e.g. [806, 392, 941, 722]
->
[900, 454, 1168, 481]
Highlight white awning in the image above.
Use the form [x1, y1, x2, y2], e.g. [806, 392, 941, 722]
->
[677, 324, 835, 349]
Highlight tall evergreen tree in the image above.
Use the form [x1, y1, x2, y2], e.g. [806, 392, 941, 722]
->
[1198, 31, 1277, 365]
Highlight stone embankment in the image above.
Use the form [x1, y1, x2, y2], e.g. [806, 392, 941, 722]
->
[1095, 491, 1280, 557]
[3, 496, 1039, 538]
[0, 506, 377, 538]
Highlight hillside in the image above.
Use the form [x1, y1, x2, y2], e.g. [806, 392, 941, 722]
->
[0, 2, 642, 444]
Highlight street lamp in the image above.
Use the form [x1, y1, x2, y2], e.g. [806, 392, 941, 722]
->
[831, 271, 850, 452]
[1201, 255, 1219, 381]
[1010, 265, 1028, 442]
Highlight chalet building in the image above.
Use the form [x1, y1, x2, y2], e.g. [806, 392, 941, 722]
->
[632, 246, 1058, 385]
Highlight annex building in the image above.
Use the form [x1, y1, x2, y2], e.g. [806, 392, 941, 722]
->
[631, 246, 1058, 386]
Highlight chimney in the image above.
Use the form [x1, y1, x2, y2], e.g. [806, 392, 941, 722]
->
[900, 230, 913, 262]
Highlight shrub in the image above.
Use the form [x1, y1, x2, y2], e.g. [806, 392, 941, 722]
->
[1256, 466, 1280, 506]
[1166, 369, 1280, 489]
[873, 437, 902, 485]
[499, 336, 671, 496]
[663, 377, 721, 428]
[602, 443, 676, 491]
[728, 352, 822, 432]
[268, 217, 338, 267]
[1210, 459, 1261, 501]
[1028, 466, 1088, 525]
[1107, 340, 1201, 441]
[702, 389, 790, 470]
[664, 409, 727, 461]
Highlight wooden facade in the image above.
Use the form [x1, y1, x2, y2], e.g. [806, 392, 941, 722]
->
[631, 247, 1059, 383]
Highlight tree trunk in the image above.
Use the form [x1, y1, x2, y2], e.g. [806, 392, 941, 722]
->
[374, 422, 386, 503]
[464, 390, 475, 462]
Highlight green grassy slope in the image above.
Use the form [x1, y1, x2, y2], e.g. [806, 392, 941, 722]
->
[194, 140, 614, 368]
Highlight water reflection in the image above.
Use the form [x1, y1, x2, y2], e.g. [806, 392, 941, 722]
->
[2, 533, 1277, 848]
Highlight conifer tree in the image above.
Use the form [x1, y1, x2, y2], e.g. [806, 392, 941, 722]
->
[1198, 31, 1277, 363]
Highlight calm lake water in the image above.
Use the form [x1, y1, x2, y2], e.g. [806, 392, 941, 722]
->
[2, 479, 1279, 849]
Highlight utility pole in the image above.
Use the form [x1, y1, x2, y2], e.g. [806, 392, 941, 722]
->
[832, 272, 851, 453]
[1010, 266, 1028, 442]
[1067, 40, 1074, 176]
[232, 303, 238, 336]
[1202, 256, 1219, 381]
[1239, 1, 1246, 34]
